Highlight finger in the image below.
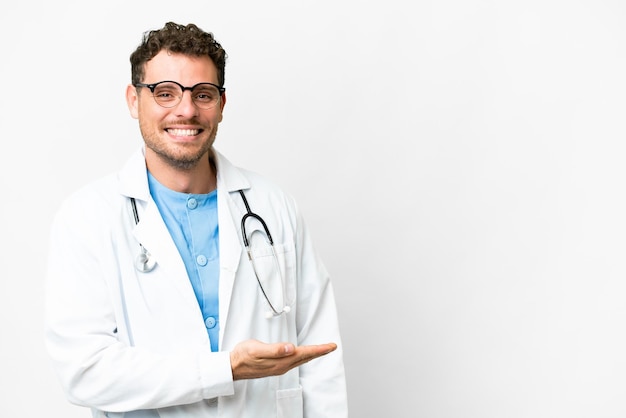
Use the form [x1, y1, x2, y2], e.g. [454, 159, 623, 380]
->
[297, 343, 337, 356]
[292, 343, 338, 363]
[255, 342, 296, 359]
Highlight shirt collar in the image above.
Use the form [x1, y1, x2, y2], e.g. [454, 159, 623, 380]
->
[118, 145, 251, 201]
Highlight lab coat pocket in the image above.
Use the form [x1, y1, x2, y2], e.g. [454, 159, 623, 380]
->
[276, 385, 303, 418]
[247, 240, 296, 314]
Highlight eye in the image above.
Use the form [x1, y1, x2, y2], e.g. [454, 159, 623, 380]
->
[153, 84, 180, 103]
[194, 90, 218, 103]
[191, 83, 219, 102]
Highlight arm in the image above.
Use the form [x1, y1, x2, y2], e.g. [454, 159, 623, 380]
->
[43, 192, 234, 412]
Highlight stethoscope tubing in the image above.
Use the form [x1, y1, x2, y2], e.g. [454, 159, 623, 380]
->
[238, 190, 274, 247]
[130, 197, 157, 272]
[129, 191, 289, 317]
[238, 190, 289, 317]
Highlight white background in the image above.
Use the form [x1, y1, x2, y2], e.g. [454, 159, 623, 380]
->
[2, 1, 626, 417]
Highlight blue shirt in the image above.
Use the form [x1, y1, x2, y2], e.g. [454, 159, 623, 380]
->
[148, 172, 220, 351]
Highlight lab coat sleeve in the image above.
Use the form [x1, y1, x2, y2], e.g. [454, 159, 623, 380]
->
[290, 200, 349, 417]
[43, 187, 234, 412]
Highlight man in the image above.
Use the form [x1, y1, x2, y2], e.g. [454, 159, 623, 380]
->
[44, 21, 348, 417]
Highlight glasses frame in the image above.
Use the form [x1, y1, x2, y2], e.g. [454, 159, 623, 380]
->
[134, 80, 226, 109]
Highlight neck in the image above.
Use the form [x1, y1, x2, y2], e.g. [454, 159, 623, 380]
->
[146, 150, 217, 194]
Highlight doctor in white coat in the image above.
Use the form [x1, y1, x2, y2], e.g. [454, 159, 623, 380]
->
[44, 22, 348, 417]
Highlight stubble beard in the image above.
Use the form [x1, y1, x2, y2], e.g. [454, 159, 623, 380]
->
[141, 123, 218, 171]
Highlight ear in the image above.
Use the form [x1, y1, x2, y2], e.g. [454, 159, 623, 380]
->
[125, 84, 139, 119]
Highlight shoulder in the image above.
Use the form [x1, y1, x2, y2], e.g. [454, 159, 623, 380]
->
[214, 150, 301, 226]
[52, 171, 124, 231]
[54, 147, 146, 223]
[239, 167, 297, 210]
[214, 149, 296, 204]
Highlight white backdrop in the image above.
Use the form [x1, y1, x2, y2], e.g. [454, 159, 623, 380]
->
[2, 1, 626, 417]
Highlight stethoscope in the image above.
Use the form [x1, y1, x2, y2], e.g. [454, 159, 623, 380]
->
[130, 197, 157, 273]
[129, 191, 290, 318]
[238, 190, 291, 318]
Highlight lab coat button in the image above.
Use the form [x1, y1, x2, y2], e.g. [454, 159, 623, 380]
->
[196, 255, 207, 266]
[187, 198, 198, 209]
[205, 316, 217, 328]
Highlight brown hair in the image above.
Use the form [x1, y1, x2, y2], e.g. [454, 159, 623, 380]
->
[129, 22, 227, 87]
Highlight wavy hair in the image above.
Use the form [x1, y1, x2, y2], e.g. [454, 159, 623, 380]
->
[129, 22, 227, 87]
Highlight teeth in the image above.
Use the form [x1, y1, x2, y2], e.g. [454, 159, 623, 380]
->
[168, 128, 199, 136]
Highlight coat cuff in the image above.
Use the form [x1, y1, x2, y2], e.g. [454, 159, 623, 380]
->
[198, 347, 235, 399]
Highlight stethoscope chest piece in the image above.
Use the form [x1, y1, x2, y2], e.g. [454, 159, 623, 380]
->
[130, 197, 157, 273]
[135, 248, 157, 273]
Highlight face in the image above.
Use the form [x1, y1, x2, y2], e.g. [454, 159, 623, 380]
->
[126, 50, 226, 170]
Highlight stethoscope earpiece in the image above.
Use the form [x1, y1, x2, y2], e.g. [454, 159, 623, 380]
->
[264, 306, 291, 320]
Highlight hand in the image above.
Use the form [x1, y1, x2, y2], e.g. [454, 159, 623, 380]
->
[230, 339, 337, 381]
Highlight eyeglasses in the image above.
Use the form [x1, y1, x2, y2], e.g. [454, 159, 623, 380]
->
[134, 80, 225, 110]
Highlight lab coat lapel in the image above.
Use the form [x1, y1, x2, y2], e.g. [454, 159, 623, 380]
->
[132, 199, 199, 306]
[214, 150, 249, 340]
[216, 189, 242, 338]
[118, 147, 197, 305]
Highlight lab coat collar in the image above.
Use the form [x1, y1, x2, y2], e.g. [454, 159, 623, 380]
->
[117, 145, 251, 200]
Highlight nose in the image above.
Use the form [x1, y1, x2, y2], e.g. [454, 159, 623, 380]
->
[174, 90, 199, 117]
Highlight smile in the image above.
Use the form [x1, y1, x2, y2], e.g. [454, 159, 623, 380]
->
[167, 128, 200, 136]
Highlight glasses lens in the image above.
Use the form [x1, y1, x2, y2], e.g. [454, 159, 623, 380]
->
[191, 84, 221, 109]
[152, 82, 181, 108]
[150, 82, 221, 109]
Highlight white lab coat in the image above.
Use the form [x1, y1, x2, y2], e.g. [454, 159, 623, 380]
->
[44, 147, 348, 417]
